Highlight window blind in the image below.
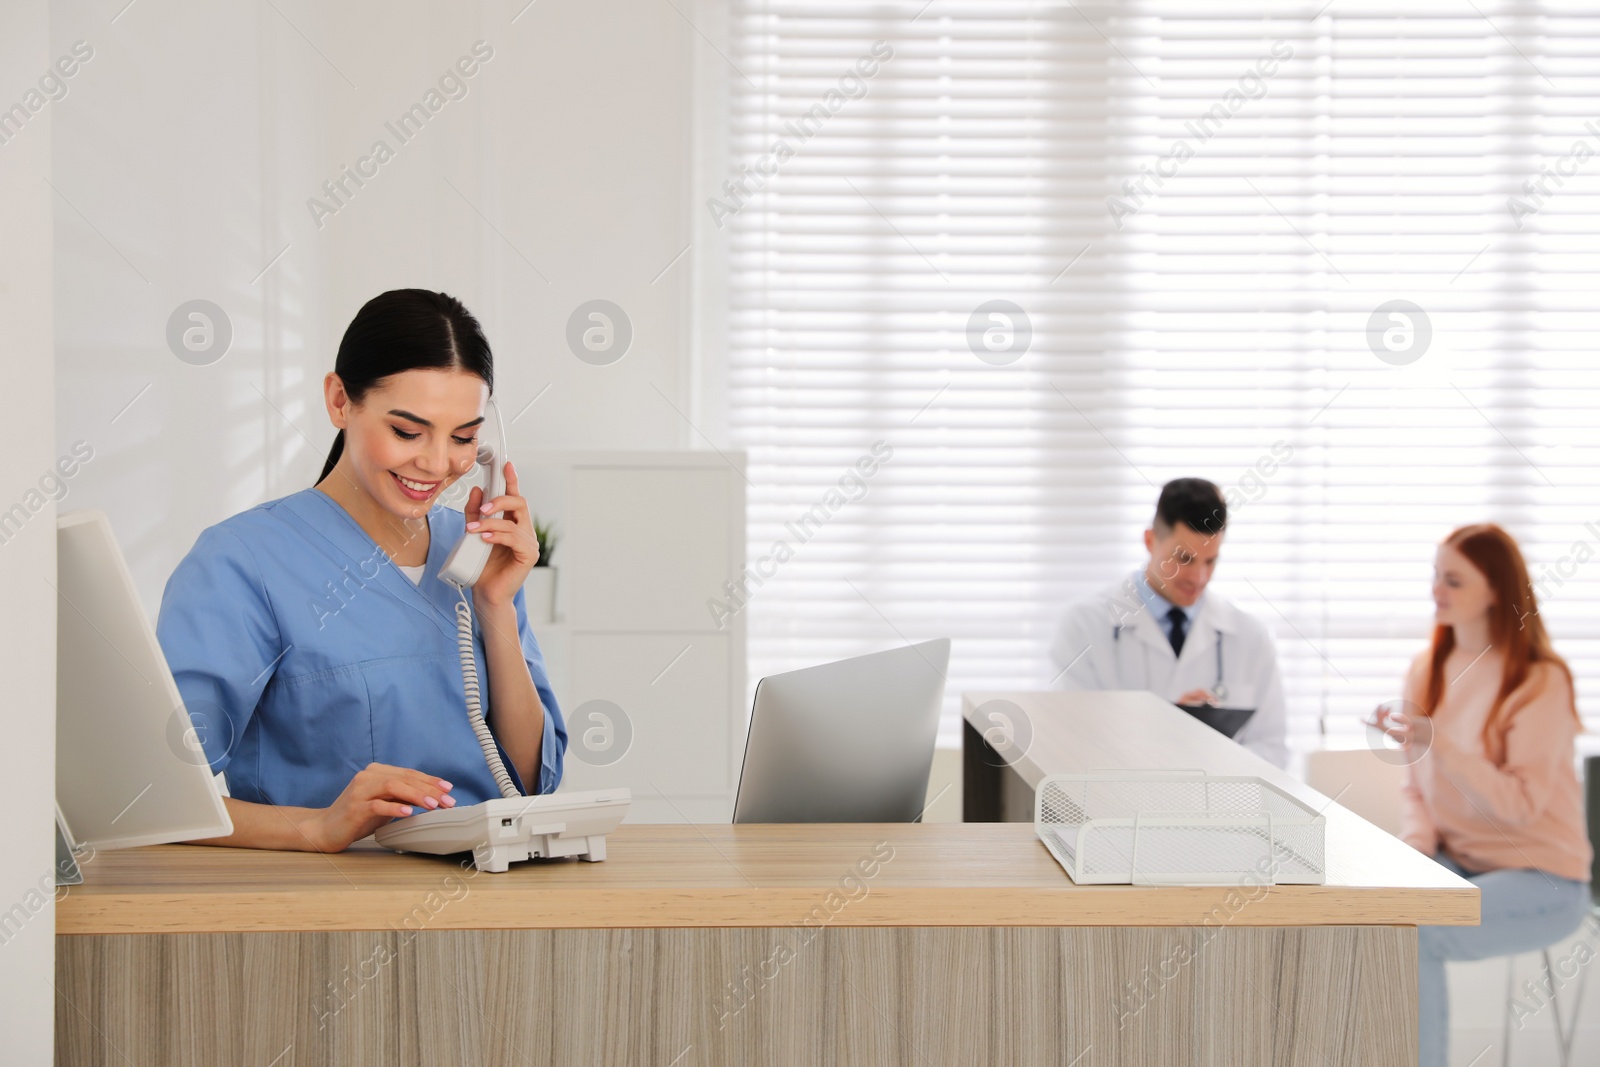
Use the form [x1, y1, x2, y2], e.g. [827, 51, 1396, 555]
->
[722, 1, 1600, 752]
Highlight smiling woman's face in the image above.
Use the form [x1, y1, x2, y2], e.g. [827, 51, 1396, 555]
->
[325, 366, 489, 519]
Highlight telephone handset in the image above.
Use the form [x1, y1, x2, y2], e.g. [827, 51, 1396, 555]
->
[440, 396, 508, 589]
[437, 396, 522, 800]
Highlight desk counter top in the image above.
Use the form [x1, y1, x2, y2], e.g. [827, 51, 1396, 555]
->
[56, 820, 1476, 935]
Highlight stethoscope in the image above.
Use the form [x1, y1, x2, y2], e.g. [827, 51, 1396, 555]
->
[1113, 619, 1228, 702]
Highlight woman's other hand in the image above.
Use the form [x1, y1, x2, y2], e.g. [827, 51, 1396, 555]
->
[302, 763, 455, 852]
[1367, 702, 1416, 746]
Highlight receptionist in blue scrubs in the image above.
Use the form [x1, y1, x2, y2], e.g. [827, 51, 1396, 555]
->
[156, 289, 567, 853]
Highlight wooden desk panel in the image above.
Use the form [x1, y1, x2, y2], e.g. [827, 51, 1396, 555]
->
[56, 924, 1418, 1067]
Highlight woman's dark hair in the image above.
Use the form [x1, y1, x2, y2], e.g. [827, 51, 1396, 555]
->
[318, 289, 494, 483]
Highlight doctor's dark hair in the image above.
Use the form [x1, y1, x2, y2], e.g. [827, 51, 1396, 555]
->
[1153, 477, 1226, 537]
[317, 289, 494, 484]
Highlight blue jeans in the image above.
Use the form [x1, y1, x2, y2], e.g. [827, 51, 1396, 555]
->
[1418, 852, 1591, 1067]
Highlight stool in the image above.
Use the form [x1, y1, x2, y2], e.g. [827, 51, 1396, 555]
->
[1500, 754, 1600, 1066]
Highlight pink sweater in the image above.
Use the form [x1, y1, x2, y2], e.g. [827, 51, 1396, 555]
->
[1398, 655, 1592, 883]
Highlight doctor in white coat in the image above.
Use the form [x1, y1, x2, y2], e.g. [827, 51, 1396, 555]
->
[1049, 477, 1289, 768]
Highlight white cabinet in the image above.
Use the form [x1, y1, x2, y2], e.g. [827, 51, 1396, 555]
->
[566, 633, 733, 811]
[567, 466, 735, 631]
[512, 451, 746, 823]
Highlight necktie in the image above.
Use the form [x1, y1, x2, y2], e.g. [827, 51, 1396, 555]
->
[1166, 606, 1188, 658]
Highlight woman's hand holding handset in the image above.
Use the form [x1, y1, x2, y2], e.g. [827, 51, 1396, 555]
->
[303, 763, 456, 853]
[463, 459, 540, 610]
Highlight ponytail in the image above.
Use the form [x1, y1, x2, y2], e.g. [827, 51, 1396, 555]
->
[319, 429, 345, 484]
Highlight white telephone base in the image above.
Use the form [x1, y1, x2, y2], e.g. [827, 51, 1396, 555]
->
[373, 788, 631, 873]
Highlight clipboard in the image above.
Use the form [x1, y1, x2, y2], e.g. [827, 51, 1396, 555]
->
[1176, 704, 1256, 740]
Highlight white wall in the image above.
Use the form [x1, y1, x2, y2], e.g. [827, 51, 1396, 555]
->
[52, 0, 696, 617]
[0, 0, 58, 1060]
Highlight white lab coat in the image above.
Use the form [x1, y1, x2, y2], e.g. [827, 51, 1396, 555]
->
[1048, 573, 1289, 768]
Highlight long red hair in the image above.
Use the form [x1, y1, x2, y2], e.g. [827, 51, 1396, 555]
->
[1418, 523, 1580, 759]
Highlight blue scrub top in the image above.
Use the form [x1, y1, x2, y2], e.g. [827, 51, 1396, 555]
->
[155, 487, 567, 809]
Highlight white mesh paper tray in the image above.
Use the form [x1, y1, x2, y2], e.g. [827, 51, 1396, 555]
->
[1034, 771, 1327, 886]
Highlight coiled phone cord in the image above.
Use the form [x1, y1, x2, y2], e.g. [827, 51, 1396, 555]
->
[454, 595, 521, 799]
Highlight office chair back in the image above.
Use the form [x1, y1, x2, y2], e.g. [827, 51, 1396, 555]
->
[1586, 755, 1599, 905]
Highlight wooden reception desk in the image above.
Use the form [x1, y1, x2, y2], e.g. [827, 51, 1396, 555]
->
[56, 693, 1475, 1067]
